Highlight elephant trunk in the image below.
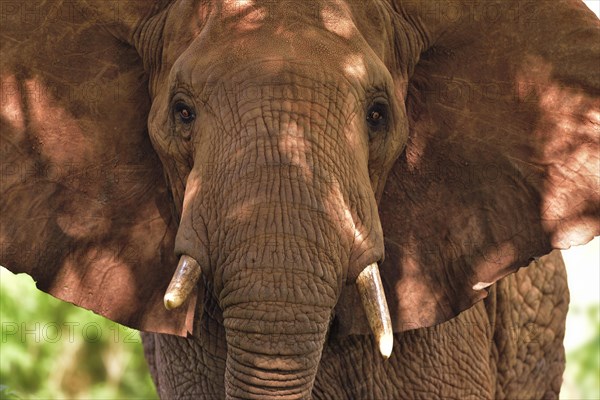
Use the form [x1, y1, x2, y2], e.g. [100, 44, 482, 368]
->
[223, 302, 330, 399]
[217, 228, 339, 399]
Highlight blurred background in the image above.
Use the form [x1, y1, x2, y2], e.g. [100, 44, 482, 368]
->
[0, 269, 157, 399]
[1, 1, 599, 399]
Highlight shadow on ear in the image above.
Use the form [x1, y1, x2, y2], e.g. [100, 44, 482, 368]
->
[335, 0, 599, 335]
[0, 1, 193, 335]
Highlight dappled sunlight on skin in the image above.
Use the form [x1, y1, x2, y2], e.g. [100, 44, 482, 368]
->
[0, 0, 197, 340]
[216, 105, 357, 241]
[403, 136, 426, 171]
[277, 120, 313, 182]
[25, 78, 93, 173]
[55, 204, 110, 239]
[222, 0, 266, 33]
[342, 53, 367, 82]
[324, 178, 358, 242]
[178, 0, 383, 98]
[182, 169, 203, 217]
[0, 74, 111, 239]
[225, 199, 257, 225]
[176, 168, 210, 260]
[515, 55, 553, 102]
[55, 249, 136, 320]
[321, 1, 356, 39]
[335, 99, 389, 266]
[385, 233, 446, 328]
[341, 105, 364, 148]
[382, 233, 522, 328]
[517, 55, 600, 247]
[0, 74, 25, 132]
[237, 7, 267, 32]
[223, 0, 254, 15]
[471, 241, 520, 288]
[11, 76, 114, 239]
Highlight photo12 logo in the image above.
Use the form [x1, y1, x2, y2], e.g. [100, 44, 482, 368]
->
[1, 321, 140, 344]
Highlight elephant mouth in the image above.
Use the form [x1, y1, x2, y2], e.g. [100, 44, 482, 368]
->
[163, 254, 393, 358]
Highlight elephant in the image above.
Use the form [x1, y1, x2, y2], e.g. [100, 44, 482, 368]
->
[1, 0, 599, 398]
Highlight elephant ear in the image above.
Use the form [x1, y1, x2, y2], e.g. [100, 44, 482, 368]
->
[336, 0, 599, 335]
[0, 1, 194, 335]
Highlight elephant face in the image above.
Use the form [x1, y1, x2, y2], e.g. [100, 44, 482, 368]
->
[1, 0, 598, 398]
[144, 7, 407, 392]
[148, 6, 401, 275]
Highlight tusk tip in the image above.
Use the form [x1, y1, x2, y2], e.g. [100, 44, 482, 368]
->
[163, 293, 182, 310]
[378, 332, 394, 359]
[164, 255, 202, 311]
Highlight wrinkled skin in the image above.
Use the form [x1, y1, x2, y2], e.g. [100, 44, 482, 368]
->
[143, 251, 569, 398]
[1, 0, 598, 399]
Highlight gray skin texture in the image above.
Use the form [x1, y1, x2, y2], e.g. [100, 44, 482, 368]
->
[142, 251, 569, 399]
[1, 0, 598, 399]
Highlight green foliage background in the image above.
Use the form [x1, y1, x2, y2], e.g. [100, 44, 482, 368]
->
[561, 304, 600, 400]
[1, 267, 598, 399]
[0, 269, 157, 399]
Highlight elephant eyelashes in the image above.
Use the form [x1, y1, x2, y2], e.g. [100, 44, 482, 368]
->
[172, 102, 196, 140]
[174, 102, 196, 124]
[366, 103, 388, 131]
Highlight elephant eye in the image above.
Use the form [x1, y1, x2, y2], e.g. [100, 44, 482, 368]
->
[366, 103, 388, 131]
[174, 102, 196, 124]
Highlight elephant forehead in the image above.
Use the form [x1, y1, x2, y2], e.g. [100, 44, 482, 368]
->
[174, 2, 374, 79]
[217, 0, 357, 37]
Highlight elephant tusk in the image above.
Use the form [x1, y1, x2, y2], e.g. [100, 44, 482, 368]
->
[356, 262, 393, 359]
[164, 255, 202, 310]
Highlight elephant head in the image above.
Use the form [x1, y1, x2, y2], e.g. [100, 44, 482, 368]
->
[1, 0, 598, 398]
